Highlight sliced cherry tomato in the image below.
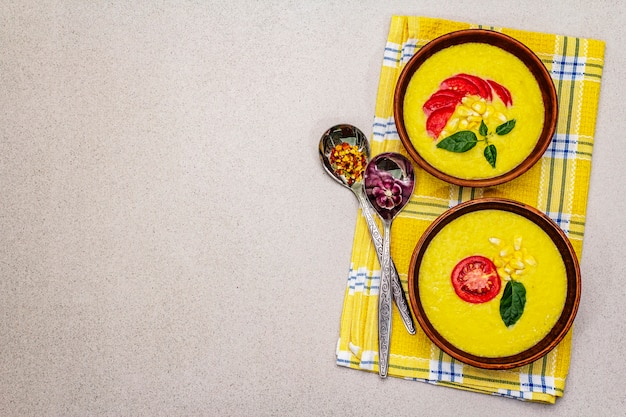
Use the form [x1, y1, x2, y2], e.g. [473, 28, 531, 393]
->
[440, 75, 480, 96]
[456, 73, 492, 101]
[486, 79, 513, 107]
[426, 106, 455, 139]
[451, 256, 501, 303]
[422, 90, 464, 116]
[429, 89, 466, 100]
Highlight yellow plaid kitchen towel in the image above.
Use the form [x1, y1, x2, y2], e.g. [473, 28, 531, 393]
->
[335, 16, 604, 403]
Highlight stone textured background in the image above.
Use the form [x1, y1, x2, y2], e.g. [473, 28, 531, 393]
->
[1, 1, 623, 415]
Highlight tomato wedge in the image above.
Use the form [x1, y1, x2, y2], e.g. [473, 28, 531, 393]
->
[487, 79, 513, 107]
[456, 73, 492, 101]
[439, 75, 480, 96]
[426, 106, 455, 139]
[451, 256, 501, 303]
[422, 90, 464, 116]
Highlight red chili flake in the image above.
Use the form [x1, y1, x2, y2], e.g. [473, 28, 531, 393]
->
[329, 143, 366, 186]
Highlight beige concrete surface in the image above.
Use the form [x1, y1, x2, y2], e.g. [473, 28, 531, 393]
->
[1, 1, 624, 416]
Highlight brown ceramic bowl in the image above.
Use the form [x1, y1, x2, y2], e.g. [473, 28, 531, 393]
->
[394, 30, 558, 188]
[407, 198, 581, 369]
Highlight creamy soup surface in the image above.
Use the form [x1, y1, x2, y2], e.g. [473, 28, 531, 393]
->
[404, 43, 545, 180]
[418, 209, 567, 357]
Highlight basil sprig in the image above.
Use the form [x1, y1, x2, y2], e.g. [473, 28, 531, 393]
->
[499, 280, 526, 327]
[436, 119, 516, 168]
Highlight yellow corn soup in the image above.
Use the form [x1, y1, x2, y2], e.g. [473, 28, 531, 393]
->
[418, 210, 567, 357]
[404, 43, 545, 179]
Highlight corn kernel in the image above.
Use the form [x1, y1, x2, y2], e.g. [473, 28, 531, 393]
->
[489, 237, 501, 246]
[524, 255, 537, 266]
[514, 236, 522, 251]
[457, 106, 471, 116]
[494, 258, 504, 268]
[446, 117, 459, 130]
[459, 119, 469, 130]
[497, 268, 510, 281]
[513, 250, 523, 261]
[472, 100, 487, 114]
[496, 112, 507, 122]
[510, 259, 525, 270]
[500, 245, 513, 257]
[515, 269, 525, 276]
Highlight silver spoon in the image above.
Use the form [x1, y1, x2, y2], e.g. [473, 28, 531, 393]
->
[364, 152, 415, 378]
[319, 124, 416, 335]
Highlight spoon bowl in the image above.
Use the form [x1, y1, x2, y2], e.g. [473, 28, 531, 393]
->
[364, 152, 415, 378]
[319, 125, 416, 336]
[319, 124, 369, 189]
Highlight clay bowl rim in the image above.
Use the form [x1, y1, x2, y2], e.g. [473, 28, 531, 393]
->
[394, 29, 558, 188]
[407, 198, 581, 370]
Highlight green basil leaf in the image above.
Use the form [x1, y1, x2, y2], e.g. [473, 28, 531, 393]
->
[436, 131, 478, 153]
[479, 120, 488, 137]
[484, 144, 497, 168]
[496, 119, 516, 135]
[500, 280, 526, 327]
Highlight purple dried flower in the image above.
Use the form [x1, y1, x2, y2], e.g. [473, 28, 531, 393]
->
[371, 171, 403, 210]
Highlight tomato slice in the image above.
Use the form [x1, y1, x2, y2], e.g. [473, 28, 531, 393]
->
[451, 256, 501, 303]
[422, 90, 464, 116]
[456, 73, 492, 101]
[426, 106, 455, 139]
[429, 90, 466, 99]
[486, 79, 513, 107]
[440, 75, 480, 96]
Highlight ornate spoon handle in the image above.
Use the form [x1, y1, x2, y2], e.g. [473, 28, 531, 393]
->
[378, 221, 393, 378]
[354, 186, 416, 335]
